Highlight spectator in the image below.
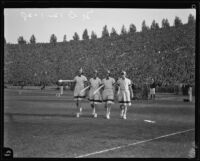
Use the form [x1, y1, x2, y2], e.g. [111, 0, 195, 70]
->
[150, 78, 156, 100]
[142, 82, 148, 100]
[41, 71, 47, 90]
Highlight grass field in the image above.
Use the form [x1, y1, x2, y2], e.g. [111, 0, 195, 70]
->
[4, 88, 195, 158]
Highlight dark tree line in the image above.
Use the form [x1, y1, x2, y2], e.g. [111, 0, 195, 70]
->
[13, 15, 195, 45]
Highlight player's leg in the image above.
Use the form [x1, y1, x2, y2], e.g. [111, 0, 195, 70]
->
[120, 105, 124, 118]
[102, 90, 108, 119]
[105, 102, 108, 118]
[105, 100, 111, 119]
[79, 100, 83, 114]
[76, 99, 80, 117]
[107, 91, 114, 119]
[119, 91, 125, 118]
[92, 93, 100, 118]
[93, 104, 97, 118]
[89, 89, 94, 116]
[91, 103, 97, 117]
[123, 105, 127, 119]
[123, 91, 131, 119]
[91, 103, 95, 114]
[105, 102, 109, 119]
[74, 86, 82, 117]
[108, 103, 111, 119]
[106, 103, 111, 119]
[76, 99, 83, 117]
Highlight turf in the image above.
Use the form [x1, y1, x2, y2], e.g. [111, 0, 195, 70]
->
[4, 88, 195, 158]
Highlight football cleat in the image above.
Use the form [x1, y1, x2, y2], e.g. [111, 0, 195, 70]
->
[123, 115, 127, 120]
[76, 113, 80, 118]
[106, 114, 110, 119]
[120, 109, 124, 118]
[94, 113, 97, 118]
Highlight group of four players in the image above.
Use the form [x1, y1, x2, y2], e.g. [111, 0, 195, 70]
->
[71, 68, 134, 120]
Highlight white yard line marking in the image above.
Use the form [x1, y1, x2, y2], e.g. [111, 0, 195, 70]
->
[75, 128, 194, 158]
[144, 120, 156, 123]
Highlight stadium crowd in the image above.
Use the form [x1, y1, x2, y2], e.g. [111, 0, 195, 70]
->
[4, 18, 195, 98]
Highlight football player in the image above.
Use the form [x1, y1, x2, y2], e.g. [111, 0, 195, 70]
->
[88, 70, 102, 118]
[73, 68, 88, 118]
[117, 71, 134, 119]
[102, 70, 115, 119]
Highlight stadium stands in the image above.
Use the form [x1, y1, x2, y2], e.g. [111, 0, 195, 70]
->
[4, 22, 195, 96]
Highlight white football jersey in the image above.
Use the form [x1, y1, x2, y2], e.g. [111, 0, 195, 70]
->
[102, 77, 115, 90]
[117, 77, 131, 91]
[89, 77, 102, 90]
[74, 75, 87, 88]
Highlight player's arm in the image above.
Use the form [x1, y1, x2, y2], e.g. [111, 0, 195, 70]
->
[112, 78, 116, 86]
[98, 83, 104, 89]
[58, 79, 75, 83]
[57, 79, 75, 87]
[98, 84, 104, 93]
[69, 77, 76, 90]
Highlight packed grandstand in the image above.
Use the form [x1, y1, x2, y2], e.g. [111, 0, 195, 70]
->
[4, 15, 195, 96]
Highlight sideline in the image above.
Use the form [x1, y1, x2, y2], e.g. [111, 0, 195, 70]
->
[75, 128, 194, 158]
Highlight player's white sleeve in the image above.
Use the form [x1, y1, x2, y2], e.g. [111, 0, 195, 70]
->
[113, 78, 116, 84]
[86, 76, 88, 81]
[128, 79, 131, 86]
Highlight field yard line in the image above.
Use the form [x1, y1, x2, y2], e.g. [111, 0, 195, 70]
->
[75, 128, 194, 158]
